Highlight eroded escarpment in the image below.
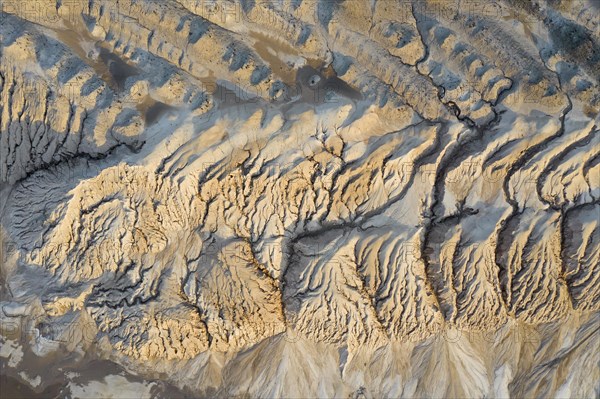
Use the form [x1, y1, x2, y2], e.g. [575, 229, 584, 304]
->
[1, 0, 599, 397]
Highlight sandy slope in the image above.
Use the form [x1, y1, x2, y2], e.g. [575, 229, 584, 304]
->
[0, 0, 599, 397]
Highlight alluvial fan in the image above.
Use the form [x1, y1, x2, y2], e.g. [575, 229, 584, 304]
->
[0, 0, 598, 397]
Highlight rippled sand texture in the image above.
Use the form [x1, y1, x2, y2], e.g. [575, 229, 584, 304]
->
[1, 0, 599, 397]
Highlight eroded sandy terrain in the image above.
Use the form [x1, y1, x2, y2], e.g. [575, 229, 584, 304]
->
[0, 0, 599, 397]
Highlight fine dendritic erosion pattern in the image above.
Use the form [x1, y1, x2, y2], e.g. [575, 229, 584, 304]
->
[0, 0, 598, 398]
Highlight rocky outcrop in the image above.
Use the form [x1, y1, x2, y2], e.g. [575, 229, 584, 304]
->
[1, 0, 598, 397]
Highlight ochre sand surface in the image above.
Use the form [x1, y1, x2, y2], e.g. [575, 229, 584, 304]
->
[0, 0, 599, 397]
